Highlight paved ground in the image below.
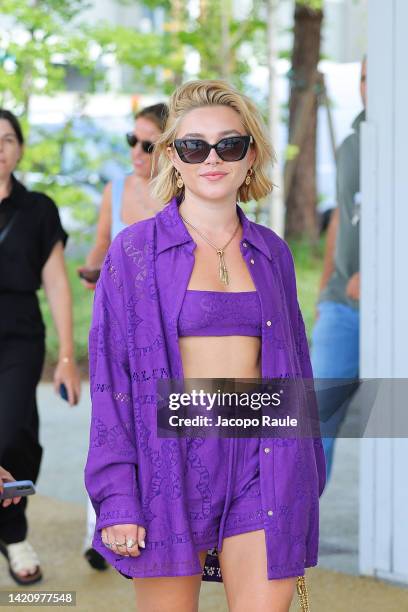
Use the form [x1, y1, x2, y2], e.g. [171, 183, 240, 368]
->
[1, 495, 407, 612]
[0, 383, 407, 611]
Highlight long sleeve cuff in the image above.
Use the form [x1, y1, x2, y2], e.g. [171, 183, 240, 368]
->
[96, 494, 146, 531]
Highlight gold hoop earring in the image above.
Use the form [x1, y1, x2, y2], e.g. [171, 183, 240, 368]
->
[175, 170, 184, 189]
[245, 168, 254, 186]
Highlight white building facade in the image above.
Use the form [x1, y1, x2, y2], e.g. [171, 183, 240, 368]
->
[276, 0, 367, 63]
[360, 0, 408, 586]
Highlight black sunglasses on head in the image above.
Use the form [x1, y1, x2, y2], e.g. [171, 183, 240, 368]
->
[173, 135, 253, 164]
[126, 132, 154, 154]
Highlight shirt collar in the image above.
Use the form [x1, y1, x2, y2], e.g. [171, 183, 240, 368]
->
[1, 174, 26, 207]
[236, 203, 272, 260]
[156, 196, 272, 261]
[156, 196, 193, 254]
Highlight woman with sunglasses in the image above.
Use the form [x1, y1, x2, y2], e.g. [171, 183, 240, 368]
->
[78, 103, 168, 289]
[85, 81, 325, 611]
[80, 103, 168, 570]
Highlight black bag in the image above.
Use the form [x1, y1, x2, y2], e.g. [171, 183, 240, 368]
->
[201, 547, 222, 582]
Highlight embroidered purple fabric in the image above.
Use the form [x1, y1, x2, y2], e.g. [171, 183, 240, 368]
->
[178, 290, 262, 337]
[84, 197, 326, 581]
[187, 436, 264, 550]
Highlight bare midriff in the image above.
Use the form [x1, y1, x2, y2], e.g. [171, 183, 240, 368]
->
[179, 335, 261, 379]
[178, 231, 261, 379]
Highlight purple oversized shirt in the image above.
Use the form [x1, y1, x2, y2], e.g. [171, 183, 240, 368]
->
[84, 196, 326, 580]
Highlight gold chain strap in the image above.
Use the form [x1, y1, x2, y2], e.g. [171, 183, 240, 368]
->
[296, 576, 310, 611]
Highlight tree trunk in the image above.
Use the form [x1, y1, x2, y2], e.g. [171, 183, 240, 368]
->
[266, 0, 284, 236]
[285, 3, 323, 241]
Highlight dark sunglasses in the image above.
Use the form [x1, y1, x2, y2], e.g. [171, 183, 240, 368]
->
[173, 135, 253, 164]
[126, 133, 154, 154]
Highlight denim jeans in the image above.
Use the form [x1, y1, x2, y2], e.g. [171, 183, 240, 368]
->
[310, 301, 360, 483]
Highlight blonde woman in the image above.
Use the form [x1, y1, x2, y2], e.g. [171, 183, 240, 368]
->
[85, 80, 326, 611]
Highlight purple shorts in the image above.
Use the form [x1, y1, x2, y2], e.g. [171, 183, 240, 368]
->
[186, 437, 265, 553]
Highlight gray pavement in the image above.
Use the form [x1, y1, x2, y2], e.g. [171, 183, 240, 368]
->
[3, 492, 408, 612]
[35, 382, 360, 576]
[36, 383, 91, 507]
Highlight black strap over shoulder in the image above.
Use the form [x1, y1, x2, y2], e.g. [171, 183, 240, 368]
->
[0, 209, 22, 247]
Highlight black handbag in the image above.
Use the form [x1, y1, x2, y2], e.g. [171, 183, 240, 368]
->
[201, 547, 222, 582]
[202, 548, 311, 610]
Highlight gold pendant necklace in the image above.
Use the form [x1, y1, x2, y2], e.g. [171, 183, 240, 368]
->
[180, 213, 240, 285]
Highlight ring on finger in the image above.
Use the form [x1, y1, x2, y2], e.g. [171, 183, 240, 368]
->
[103, 541, 112, 549]
[126, 538, 136, 549]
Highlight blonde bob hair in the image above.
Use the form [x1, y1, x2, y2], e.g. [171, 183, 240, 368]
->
[151, 79, 275, 204]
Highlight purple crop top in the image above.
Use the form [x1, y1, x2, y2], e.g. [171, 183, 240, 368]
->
[178, 290, 262, 337]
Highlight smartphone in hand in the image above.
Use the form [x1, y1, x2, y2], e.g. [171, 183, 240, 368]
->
[60, 383, 69, 402]
[0, 480, 36, 500]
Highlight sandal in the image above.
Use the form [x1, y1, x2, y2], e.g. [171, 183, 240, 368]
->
[0, 539, 43, 585]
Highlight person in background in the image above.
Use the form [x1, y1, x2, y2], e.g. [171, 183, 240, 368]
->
[80, 103, 168, 570]
[78, 103, 168, 289]
[311, 56, 367, 483]
[0, 110, 80, 585]
[0, 466, 21, 508]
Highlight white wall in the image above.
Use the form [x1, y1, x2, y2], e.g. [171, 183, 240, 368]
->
[360, 0, 408, 585]
[276, 0, 367, 63]
[323, 0, 368, 62]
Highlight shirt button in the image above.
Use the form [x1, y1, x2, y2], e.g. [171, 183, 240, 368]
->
[266, 320, 272, 326]
[250, 258, 255, 265]
[243, 242, 248, 247]
[264, 447, 271, 454]
[267, 510, 274, 517]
